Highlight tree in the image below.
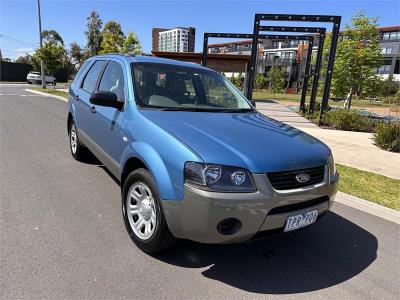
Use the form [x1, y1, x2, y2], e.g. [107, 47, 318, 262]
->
[42, 30, 64, 46]
[379, 76, 399, 97]
[236, 73, 244, 90]
[33, 41, 65, 76]
[331, 11, 382, 108]
[15, 55, 32, 64]
[255, 74, 267, 90]
[269, 67, 285, 98]
[85, 10, 103, 56]
[69, 42, 84, 67]
[99, 21, 125, 54]
[121, 31, 142, 54]
[363, 74, 382, 99]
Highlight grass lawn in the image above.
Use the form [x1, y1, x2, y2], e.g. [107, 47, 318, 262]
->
[31, 88, 68, 99]
[253, 90, 303, 102]
[337, 164, 400, 211]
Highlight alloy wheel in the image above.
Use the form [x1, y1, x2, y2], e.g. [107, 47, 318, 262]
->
[126, 182, 157, 240]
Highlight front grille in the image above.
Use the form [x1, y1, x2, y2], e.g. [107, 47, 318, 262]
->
[268, 196, 329, 215]
[267, 166, 325, 190]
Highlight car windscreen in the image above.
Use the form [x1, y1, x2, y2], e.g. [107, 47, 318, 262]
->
[131, 63, 253, 112]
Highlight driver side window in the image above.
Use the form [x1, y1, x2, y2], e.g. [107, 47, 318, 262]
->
[98, 61, 125, 101]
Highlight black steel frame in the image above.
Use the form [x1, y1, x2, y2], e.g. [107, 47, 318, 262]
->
[202, 30, 319, 112]
[247, 14, 341, 119]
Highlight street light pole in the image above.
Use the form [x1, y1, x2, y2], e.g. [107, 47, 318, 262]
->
[37, 0, 45, 89]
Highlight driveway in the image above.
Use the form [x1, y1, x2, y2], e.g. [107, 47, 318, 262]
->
[1, 84, 399, 299]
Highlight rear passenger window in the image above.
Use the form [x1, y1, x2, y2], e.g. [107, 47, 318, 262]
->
[98, 61, 125, 101]
[82, 60, 106, 93]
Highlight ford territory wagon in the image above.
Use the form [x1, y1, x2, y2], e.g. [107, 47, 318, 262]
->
[67, 54, 338, 253]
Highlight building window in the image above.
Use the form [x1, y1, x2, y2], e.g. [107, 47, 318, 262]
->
[272, 41, 279, 49]
[382, 31, 400, 41]
[382, 46, 393, 54]
[377, 65, 391, 74]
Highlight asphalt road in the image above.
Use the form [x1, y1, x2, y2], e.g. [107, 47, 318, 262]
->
[1, 84, 399, 299]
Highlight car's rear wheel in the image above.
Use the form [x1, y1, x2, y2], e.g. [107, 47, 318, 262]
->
[122, 168, 176, 253]
[68, 121, 88, 161]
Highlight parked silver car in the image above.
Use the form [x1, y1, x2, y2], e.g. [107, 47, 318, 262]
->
[26, 71, 56, 85]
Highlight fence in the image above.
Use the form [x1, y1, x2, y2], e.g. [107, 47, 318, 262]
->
[0, 61, 68, 82]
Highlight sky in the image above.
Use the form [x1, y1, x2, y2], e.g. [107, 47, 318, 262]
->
[1, 0, 399, 60]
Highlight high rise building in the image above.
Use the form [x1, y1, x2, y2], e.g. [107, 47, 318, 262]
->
[152, 27, 195, 52]
[152, 28, 169, 52]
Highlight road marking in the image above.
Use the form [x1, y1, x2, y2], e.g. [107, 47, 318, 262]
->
[0, 93, 42, 97]
[334, 191, 400, 224]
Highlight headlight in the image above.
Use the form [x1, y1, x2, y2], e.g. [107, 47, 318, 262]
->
[184, 162, 256, 192]
[328, 153, 336, 177]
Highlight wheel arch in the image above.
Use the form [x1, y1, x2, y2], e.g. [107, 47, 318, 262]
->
[67, 112, 73, 132]
[120, 141, 182, 200]
[121, 157, 149, 188]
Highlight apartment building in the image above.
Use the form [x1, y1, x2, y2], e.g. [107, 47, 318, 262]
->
[208, 38, 310, 89]
[152, 27, 196, 52]
[378, 26, 400, 81]
[207, 25, 400, 89]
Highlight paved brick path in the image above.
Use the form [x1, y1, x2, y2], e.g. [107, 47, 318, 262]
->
[257, 101, 400, 179]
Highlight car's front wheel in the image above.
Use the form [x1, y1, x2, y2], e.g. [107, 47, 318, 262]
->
[122, 168, 176, 253]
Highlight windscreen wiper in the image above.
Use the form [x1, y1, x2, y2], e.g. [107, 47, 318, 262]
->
[215, 108, 255, 113]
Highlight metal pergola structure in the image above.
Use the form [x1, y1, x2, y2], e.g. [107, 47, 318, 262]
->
[247, 14, 341, 119]
[201, 30, 318, 112]
[258, 26, 326, 114]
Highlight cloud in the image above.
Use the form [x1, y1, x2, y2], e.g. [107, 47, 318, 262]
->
[15, 47, 34, 53]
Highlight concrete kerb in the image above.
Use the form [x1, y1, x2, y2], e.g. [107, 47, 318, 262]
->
[335, 191, 400, 224]
[25, 88, 68, 102]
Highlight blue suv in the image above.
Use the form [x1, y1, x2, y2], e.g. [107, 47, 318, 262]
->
[68, 54, 338, 253]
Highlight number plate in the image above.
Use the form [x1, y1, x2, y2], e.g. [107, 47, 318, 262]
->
[284, 209, 318, 232]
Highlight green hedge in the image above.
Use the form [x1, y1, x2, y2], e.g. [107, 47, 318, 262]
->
[322, 109, 376, 132]
[373, 122, 400, 152]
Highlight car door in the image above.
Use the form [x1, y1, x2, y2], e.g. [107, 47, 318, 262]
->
[91, 59, 127, 168]
[76, 60, 107, 141]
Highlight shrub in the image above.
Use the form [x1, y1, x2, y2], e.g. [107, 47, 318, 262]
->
[373, 122, 400, 152]
[255, 74, 267, 89]
[229, 73, 244, 90]
[381, 89, 400, 105]
[300, 102, 328, 122]
[322, 109, 375, 132]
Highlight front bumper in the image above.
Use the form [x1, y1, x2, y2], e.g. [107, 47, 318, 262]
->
[162, 171, 338, 244]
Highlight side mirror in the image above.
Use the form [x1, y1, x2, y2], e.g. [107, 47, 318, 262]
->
[89, 91, 123, 110]
[250, 100, 256, 107]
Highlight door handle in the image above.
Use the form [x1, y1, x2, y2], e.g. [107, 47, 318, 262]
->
[90, 106, 96, 114]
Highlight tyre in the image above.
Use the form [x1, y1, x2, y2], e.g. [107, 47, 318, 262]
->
[122, 168, 176, 253]
[68, 120, 88, 161]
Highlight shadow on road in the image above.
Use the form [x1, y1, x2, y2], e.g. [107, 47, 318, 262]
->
[154, 211, 377, 294]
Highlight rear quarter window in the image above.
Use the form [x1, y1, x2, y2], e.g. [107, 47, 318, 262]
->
[71, 61, 91, 89]
[81, 60, 106, 93]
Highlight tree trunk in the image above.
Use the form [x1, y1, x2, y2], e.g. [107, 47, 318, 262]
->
[343, 87, 353, 109]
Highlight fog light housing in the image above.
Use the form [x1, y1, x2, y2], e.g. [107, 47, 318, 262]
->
[217, 218, 242, 235]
